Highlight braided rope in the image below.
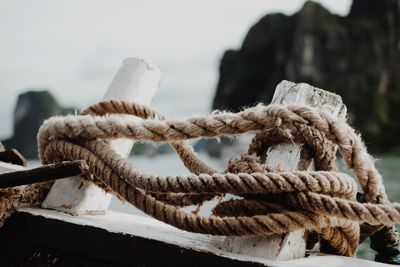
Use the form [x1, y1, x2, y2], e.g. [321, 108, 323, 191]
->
[37, 100, 398, 257]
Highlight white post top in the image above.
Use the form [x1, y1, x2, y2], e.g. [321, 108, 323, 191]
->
[272, 80, 347, 119]
[41, 57, 161, 215]
[104, 58, 161, 105]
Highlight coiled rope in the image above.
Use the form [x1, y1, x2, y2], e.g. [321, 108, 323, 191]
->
[37, 100, 400, 257]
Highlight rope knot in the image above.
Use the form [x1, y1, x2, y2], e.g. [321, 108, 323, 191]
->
[226, 154, 272, 174]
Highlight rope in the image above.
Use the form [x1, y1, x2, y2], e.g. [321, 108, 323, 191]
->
[37, 100, 399, 257]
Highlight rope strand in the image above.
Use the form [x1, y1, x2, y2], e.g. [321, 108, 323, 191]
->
[37, 100, 397, 257]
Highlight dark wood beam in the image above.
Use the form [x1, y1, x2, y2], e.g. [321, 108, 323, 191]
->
[0, 161, 88, 188]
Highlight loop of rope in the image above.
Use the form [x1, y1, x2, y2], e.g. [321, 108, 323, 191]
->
[37, 100, 398, 257]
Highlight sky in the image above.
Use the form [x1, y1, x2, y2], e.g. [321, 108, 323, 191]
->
[0, 0, 351, 138]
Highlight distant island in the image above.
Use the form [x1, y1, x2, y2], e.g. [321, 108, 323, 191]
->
[2, 91, 75, 159]
[1, 90, 171, 159]
[213, 0, 400, 153]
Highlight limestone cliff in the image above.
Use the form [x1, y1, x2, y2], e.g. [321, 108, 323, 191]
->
[213, 0, 400, 152]
[2, 91, 169, 159]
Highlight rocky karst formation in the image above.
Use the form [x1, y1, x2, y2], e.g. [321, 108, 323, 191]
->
[2, 91, 168, 159]
[213, 0, 400, 152]
[2, 91, 74, 159]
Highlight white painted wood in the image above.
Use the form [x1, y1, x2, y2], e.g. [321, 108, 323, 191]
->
[41, 58, 161, 215]
[0, 161, 26, 174]
[221, 80, 346, 260]
[271, 80, 347, 119]
[17, 207, 389, 267]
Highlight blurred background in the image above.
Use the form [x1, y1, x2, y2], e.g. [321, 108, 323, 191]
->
[1, 0, 399, 260]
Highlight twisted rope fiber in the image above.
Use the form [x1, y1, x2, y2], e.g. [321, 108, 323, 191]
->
[38, 100, 398, 257]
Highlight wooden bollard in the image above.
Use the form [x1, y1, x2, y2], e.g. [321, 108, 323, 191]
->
[220, 80, 347, 260]
[41, 58, 161, 215]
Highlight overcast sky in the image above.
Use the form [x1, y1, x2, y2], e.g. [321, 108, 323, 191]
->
[0, 0, 351, 138]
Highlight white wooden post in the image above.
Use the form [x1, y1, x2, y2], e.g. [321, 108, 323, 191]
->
[41, 58, 161, 215]
[221, 80, 347, 260]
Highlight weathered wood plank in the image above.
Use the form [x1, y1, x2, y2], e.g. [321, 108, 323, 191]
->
[0, 161, 26, 175]
[7, 207, 389, 267]
[41, 58, 161, 215]
[0, 161, 87, 189]
[0, 142, 26, 167]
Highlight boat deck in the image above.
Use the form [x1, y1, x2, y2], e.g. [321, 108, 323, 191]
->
[0, 207, 389, 267]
